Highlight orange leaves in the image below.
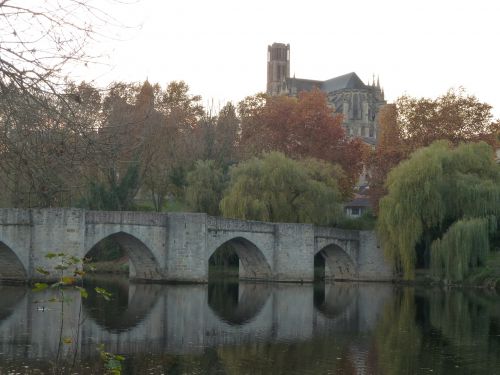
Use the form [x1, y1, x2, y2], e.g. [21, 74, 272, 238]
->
[239, 89, 364, 196]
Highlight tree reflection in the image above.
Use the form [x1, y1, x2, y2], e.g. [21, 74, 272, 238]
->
[375, 288, 422, 375]
[375, 287, 500, 375]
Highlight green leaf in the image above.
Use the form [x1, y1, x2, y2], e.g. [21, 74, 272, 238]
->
[33, 282, 48, 292]
[76, 286, 88, 298]
[61, 276, 76, 285]
[95, 287, 112, 301]
[35, 267, 50, 275]
[45, 252, 58, 259]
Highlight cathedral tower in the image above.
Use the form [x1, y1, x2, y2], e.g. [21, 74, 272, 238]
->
[267, 43, 290, 95]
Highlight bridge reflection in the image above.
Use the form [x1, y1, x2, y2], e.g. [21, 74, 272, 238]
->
[0, 285, 26, 321]
[0, 280, 392, 359]
[208, 282, 272, 325]
[82, 277, 162, 333]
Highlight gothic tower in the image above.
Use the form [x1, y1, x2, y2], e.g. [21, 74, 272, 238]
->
[267, 43, 290, 95]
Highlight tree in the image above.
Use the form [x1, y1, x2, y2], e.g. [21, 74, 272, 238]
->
[0, 1, 124, 98]
[214, 102, 240, 166]
[0, 82, 104, 206]
[370, 89, 499, 212]
[80, 161, 140, 211]
[185, 160, 225, 216]
[141, 81, 205, 210]
[239, 90, 369, 197]
[397, 89, 498, 148]
[369, 104, 407, 211]
[378, 141, 500, 281]
[220, 152, 343, 225]
[0, 1, 131, 208]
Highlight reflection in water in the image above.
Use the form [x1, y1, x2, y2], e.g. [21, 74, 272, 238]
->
[0, 285, 26, 321]
[375, 287, 500, 375]
[314, 282, 357, 320]
[375, 288, 422, 375]
[208, 281, 271, 325]
[82, 276, 162, 332]
[1, 279, 500, 374]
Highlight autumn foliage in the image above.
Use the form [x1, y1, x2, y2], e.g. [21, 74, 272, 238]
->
[240, 89, 369, 197]
[370, 89, 499, 212]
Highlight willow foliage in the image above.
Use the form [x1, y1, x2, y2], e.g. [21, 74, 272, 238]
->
[185, 160, 225, 216]
[220, 152, 343, 225]
[378, 141, 500, 280]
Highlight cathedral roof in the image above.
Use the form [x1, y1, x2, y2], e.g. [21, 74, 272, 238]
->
[285, 77, 322, 92]
[321, 72, 366, 93]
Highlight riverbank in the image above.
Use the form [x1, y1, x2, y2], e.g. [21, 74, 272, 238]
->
[407, 252, 500, 291]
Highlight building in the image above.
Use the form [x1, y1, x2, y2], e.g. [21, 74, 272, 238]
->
[267, 43, 386, 143]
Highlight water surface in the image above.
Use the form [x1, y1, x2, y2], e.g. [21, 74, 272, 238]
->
[0, 279, 499, 374]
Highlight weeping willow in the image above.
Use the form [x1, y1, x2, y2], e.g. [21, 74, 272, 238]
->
[220, 152, 344, 226]
[378, 141, 500, 280]
[431, 217, 494, 281]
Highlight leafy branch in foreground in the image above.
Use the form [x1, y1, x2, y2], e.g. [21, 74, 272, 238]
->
[34, 252, 123, 374]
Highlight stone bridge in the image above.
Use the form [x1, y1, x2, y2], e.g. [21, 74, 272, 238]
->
[0, 208, 392, 283]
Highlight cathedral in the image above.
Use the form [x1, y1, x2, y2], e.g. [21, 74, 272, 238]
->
[266, 43, 386, 144]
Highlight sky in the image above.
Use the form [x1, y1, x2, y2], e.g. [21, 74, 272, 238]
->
[75, 0, 500, 117]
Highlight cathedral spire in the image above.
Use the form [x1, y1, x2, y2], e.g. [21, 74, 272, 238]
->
[376, 75, 380, 88]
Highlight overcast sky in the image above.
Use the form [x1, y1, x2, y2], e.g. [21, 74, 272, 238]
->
[77, 0, 500, 116]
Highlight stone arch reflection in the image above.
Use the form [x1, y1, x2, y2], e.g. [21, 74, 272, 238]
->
[315, 244, 356, 281]
[209, 237, 272, 280]
[0, 241, 27, 282]
[82, 277, 161, 333]
[85, 231, 162, 281]
[314, 283, 357, 321]
[0, 285, 26, 322]
[208, 282, 271, 325]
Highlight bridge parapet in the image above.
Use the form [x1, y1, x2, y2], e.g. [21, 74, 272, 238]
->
[207, 216, 275, 234]
[314, 226, 359, 241]
[0, 208, 31, 225]
[86, 211, 167, 226]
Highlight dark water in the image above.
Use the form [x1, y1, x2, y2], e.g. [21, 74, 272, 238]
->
[0, 278, 499, 374]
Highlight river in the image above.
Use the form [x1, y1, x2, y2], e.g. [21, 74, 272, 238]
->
[0, 278, 499, 374]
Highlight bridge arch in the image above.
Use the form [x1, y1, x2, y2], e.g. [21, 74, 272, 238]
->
[209, 237, 272, 280]
[315, 243, 357, 281]
[0, 241, 27, 282]
[85, 231, 163, 281]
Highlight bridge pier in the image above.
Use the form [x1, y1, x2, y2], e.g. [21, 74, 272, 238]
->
[273, 223, 315, 282]
[166, 213, 208, 283]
